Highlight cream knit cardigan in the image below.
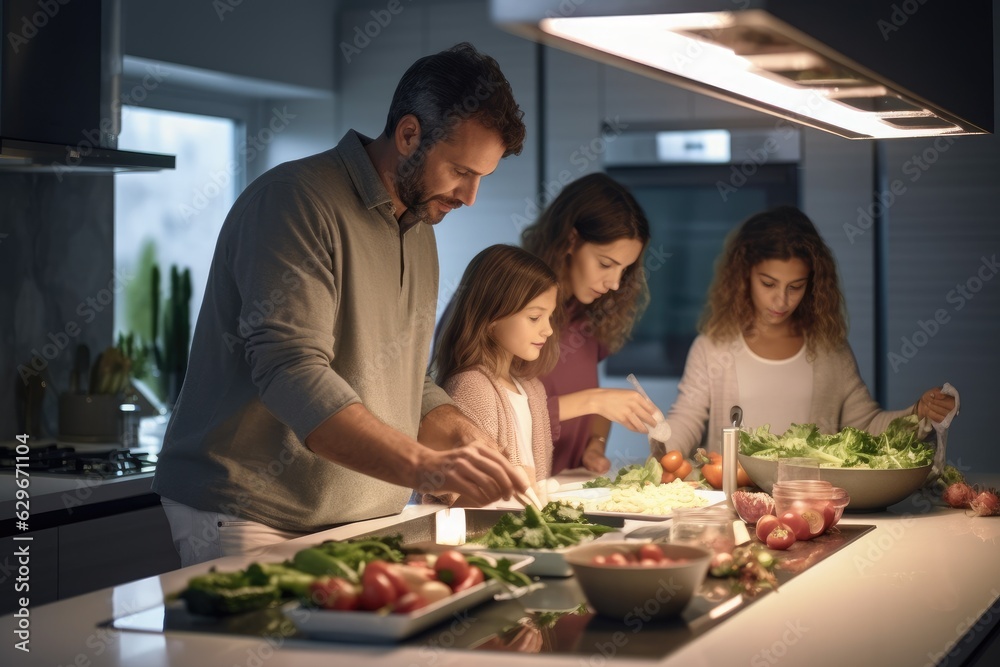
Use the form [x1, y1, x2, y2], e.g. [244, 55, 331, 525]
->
[443, 368, 553, 481]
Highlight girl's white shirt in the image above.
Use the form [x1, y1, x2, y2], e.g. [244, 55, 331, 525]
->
[735, 336, 813, 435]
[505, 378, 536, 472]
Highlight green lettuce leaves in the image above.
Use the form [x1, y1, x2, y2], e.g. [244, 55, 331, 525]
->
[739, 414, 933, 470]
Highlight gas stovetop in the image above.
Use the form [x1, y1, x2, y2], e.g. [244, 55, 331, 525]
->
[0, 443, 156, 478]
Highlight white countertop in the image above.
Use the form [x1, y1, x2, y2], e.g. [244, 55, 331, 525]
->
[2, 479, 999, 667]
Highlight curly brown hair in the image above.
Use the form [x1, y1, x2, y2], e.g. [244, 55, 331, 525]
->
[520, 173, 650, 352]
[700, 205, 847, 352]
[432, 245, 561, 383]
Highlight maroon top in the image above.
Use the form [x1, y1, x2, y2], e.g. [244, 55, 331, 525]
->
[540, 306, 610, 474]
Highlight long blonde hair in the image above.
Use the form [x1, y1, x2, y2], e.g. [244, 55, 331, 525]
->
[521, 173, 650, 352]
[700, 206, 847, 352]
[432, 245, 561, 382]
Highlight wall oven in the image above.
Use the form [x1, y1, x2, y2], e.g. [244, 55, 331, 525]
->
[603, 126, 802, 377]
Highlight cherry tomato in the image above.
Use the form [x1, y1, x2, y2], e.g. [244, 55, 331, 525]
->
[660, 451, 684, 473]
[309, 577, 360, 611]
[765, 525, 796, 550]
[798, 509, 826, 537]
[391, 592, 428, 614]
[821, 503, 837, 531]
[661, 471, 677, 484]
[674, 460, 693, 480]
[708, 452, 722, 464]
[358, 571, 398, 610]
[637, 544, 664, 562]
[452, 566, 485, 592]
[434, 550, 471, 588]
[780, 511, 812, 541]
[364, 560, 411, 597]
[607, 553, 631, 566]
[755, 515, 781, 542]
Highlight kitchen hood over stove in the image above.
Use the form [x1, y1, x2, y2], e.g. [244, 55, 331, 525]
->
[491, 0, 994, 140]
[0, 0, 174, 172]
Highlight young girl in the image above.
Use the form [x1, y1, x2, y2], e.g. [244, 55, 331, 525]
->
[432, 245, 560, 498]
[654, 205, 956, 457]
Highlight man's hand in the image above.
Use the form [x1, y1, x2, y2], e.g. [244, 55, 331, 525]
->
[412, 439, 526, 506]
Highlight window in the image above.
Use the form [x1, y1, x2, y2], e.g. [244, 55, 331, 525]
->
[114, 106, 239, 398]
[604, 163, 800, 377]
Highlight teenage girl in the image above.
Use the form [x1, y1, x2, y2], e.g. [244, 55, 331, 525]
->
[655, 205, 956, 457]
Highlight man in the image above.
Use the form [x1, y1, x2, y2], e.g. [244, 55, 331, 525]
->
[153, 43, 529, 566]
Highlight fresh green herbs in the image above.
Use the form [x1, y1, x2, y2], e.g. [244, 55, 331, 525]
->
[470, 502, 615, 549]
[739, 415, 934, 470]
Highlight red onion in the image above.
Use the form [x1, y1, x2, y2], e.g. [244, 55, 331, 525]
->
[969, 490, 1000, 517]
[732, 490, 776, 524]
[942, 482, 977, 509]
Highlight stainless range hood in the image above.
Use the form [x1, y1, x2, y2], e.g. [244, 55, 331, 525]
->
[491, 0, 994, 140]
[0, 0, 174, 172]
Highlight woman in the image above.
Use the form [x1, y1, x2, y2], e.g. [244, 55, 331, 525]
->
[521, 173, 658, 474]
[654, 205, 955, 457]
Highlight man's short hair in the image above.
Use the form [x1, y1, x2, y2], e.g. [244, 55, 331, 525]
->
[383, 42, 526, 158]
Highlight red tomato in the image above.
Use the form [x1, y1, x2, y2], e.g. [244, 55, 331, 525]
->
[821, 503, 837, 531]
[736, 464, 752, 487]
[755, 515, 781, 542]
[799, 508, 826, 537]
[591, 555, 607, 565]
[661, 471, 677, 484]
[780, 511, 812, 541]
[607, 553, 631, 566]
[660, 451, 684, 473]
[358, 571, 398, 611]
[452, 566, 486, 592]
[434, 550, 471, 588]
[674, 460, 693, 480]
[309, 577, 359, 611]
[637, 544, 664, 562]
[765, 525, 796, 550]
[391, 592, 428, 614]
[364, 560, 411, 597]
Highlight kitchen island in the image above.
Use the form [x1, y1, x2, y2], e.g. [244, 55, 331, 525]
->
[3, 478, 999, 667]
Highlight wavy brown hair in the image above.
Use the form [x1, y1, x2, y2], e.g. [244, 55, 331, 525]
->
[700, 205, 847, 352]
[520, 173, 650, 352]
[432, 245, 561, 383]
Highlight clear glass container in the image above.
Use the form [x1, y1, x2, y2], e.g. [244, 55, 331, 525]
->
[669, 506, 737, 555]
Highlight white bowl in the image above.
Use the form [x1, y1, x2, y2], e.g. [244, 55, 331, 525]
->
[564, 541, 711, 619]
[739, 454, 931, 511]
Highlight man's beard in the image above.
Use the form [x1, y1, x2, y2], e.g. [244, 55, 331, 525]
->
[396, 160, 461, 226]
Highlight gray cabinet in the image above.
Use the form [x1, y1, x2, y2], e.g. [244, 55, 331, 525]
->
[58, 505, 179, 599]
[0, 504, 179, 615]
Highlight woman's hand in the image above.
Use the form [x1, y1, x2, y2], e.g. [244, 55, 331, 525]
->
[594, 389, 658, 433]
[916, 387, 956, 422]
[581, 438, 611, 474]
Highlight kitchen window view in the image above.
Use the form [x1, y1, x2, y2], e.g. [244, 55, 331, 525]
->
[114, 106, 239, 403]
